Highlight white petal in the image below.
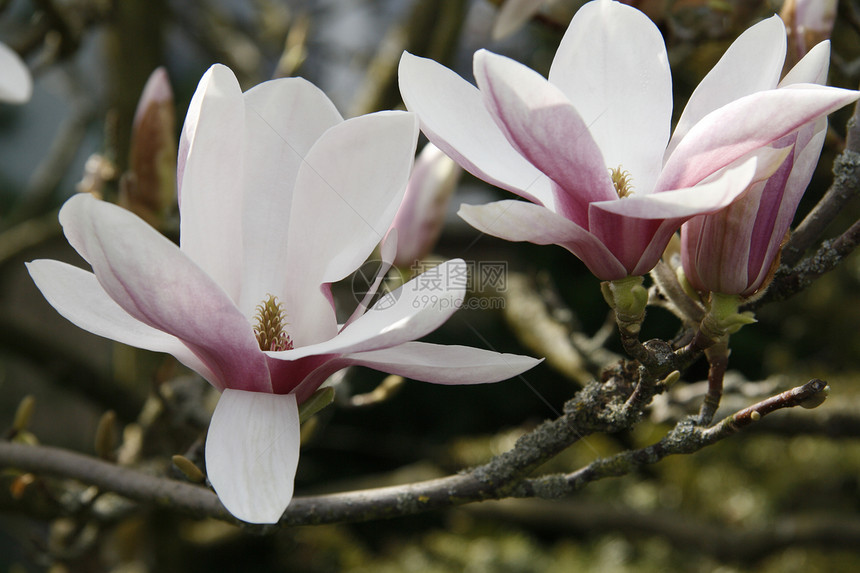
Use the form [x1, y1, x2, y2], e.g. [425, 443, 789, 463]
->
[657, 84, 859, 192]
[283, 111, 418, 346]
[206, 390, 300, 524]
[399, 51, 554, 206]
[346, 341, 542, 384]
[667, 15, 786, 156]
[0, 42, 32, 104]
[268, 259, 468, 361]
[26, 259, 219, 386]
[548, 0, 671, 194]
[780, 41, 830, 87]
[177, 64, 246, 300]
[238, 77, 343, 317]
[592, 153, 762, 219]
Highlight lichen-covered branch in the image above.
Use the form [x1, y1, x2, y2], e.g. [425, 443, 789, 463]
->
[517, 379, 828, 499]
[0, 378, 828, 528]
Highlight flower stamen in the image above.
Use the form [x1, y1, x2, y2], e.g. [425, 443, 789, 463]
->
[253, 294, 294, 351]
[609, 165, 634, 198]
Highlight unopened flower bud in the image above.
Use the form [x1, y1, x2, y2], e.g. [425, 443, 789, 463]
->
[390, 143, 461, 269]
[172, 454, 206, 483]
[94, 410, 118, 460]
[119, 67, 177, 228]
[298, 386, 335, 424]
[12, 395, 35, 433]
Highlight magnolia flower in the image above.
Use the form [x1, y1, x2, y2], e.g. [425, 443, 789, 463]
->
[27, 65, 539, 524]
[389, 142, 462, 268]
[680, 20, 837, 297]
[0, 41, 32, 104]
[399, 0, 859, 281]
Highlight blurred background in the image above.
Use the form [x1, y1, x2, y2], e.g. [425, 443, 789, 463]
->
[1, 0, 860, 571]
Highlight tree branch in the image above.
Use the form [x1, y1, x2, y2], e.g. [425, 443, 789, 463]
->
[0, 380, 828, 528]
[516, 379, 828, 499]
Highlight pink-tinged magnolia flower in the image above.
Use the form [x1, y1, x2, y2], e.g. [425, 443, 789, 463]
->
[398, 0, 859, 281]
[0, 41, 32, 104]
[26, 65, 539, 524]
[680, 20, 840, 297]
[389, 142, 462, 268]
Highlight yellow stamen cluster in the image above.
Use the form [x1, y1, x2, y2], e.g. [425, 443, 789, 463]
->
[609, 165, 634, 198]
[253, 294, 294, 352]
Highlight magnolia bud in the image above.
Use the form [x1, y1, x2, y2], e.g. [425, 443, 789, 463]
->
[389, 143, 461, 269]
[119, 67, 177, 228]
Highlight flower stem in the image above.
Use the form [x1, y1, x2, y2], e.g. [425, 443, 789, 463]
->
[602, 276, 650, 365]
[698, 338, 729, 426]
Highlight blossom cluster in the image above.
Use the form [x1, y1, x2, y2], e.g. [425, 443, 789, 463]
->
[19, 0, 859, 524]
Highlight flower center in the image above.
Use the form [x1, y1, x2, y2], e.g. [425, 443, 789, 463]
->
[253, 294, 294, 352]
[609, 165, 634, 198]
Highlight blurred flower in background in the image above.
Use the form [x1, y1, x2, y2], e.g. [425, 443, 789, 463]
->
[0, 41, 31, 105]
[781, 0, 837, 68]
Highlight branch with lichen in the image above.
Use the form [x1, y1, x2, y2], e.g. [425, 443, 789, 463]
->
[0, 374, 828, 528]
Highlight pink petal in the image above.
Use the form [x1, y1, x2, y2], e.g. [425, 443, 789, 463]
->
[206, 390, 300, 524]
[282, 111, 418, 347]
[26, 259, 219, 387]
[390, 142, 461, 268]
[177, 64, 246, 300]
[682, 186, 761, 295]
[667, 15, 786, 156]
[473, 50, 615, 226]
[59, 194, 271, 393]
[747, 123, 827, 292]
[458, 200, 627, 279]
[398, 51, 554, 207]
[548, 0, 671, 194]
[238, 77, 343, 318]
[346, 341, 542, 384]
[658, 84, 859, 192]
